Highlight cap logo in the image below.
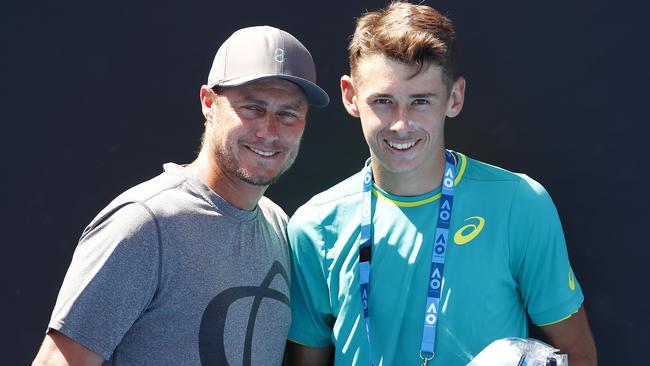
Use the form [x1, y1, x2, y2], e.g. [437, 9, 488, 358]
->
[274, 48, 285, 63]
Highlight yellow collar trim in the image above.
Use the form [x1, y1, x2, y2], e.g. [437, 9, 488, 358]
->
[371, 152, 467, 207]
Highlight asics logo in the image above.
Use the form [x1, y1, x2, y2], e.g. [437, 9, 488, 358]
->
[454, 216, 485, 245]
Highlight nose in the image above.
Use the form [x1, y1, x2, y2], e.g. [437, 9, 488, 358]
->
[389, 107, 413, 136]
[256, 114, 280, 142]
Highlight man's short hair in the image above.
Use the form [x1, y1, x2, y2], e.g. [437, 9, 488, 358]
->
[348, 1, 457, 87]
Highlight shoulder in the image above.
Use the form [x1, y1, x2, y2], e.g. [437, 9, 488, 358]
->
[307, 170, 364, 207]
[116, 166, 188, 204]
[460, 154, 562, 240]
[289, 170, 364, 230]
[83, 166, 191, 236]
[460, 153, 522, 183]
[287, 169, 365, 252]
[102, 167, 186, 208]
[459, 152, 552, 201]
[258, 196, 289, 228]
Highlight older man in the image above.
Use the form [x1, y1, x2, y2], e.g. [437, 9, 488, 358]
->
[33, 26, 328, 366]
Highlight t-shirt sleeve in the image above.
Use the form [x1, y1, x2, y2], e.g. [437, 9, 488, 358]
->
[509, 175, 584, 326]
[287, 203, 334, 348]
[48, 202, 160, 360]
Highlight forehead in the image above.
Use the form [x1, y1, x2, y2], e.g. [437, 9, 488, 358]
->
[353, 54, 447, 94]
[223, 78, 308, 104]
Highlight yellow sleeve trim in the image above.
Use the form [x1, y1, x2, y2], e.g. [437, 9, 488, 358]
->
[287, 338, 311, 347]
[287, 338, 330, 348]
[537, 308, 579, 327]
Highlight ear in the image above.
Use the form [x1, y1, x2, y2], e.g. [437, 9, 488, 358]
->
[446, 76, 466, 118]
[200, 85, 215, 122]
[340, 75, 360, 118]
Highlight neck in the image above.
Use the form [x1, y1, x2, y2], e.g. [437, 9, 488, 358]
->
[189, 150, 266, 211]
[372, 149, 447, 197]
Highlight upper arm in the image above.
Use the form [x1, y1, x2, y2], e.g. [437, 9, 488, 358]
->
[509, 178, 585, 324]
[539, 305, 597, 366]
[33, 330, 103, 366]
[286, 207, 335, 347]
[509, 178, 595, 364]
[284, 340, 333, 366]
[48, 203, 160, 359]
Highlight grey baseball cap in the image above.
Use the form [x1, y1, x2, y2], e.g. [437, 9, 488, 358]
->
[207, 26, 330, 107]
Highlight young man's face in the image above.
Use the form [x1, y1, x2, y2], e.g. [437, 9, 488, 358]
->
[342, 54, 464, 179]
[201, 79, 308, 186]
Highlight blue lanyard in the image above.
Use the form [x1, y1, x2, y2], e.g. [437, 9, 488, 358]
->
[358, 150, 457, 366]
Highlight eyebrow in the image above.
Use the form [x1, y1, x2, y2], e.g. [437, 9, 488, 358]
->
[411, 93, 439, 99]
[241, 96, 306, 113]
[367, 93, 439, 99]
[281, 103, 306, 113]
[368, 93, 393, 99]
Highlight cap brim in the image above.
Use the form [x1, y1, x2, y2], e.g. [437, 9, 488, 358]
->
[213, 74, 330, 108]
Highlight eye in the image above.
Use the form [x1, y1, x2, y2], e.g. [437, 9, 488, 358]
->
[373, 98, 392, 105]
[239, 104, 265, 118]
[279, 110, 298, 118]
[277, 110, 300, 123]
[278, 111, 298, 120]
[243, 104, 263, 112]
[412, 99, 431, 105]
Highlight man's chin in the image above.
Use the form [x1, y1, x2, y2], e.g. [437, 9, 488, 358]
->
[239, 176, 276, 187]
[234, 155, 297, 187]
[235, 169, 281, 187]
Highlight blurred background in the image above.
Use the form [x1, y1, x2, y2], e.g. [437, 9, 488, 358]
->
[3, 0, 648, 363]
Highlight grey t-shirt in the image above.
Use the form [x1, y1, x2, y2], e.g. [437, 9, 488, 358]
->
[48, 163, 291, 365]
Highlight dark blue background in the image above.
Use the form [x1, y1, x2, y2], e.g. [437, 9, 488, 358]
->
[3, 0, 648, 363]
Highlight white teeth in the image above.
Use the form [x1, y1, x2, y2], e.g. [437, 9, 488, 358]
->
[250, 147, 276, 157]
[388, 141, 416, 150]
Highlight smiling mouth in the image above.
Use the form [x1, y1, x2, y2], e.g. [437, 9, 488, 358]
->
[386, 139, 419, 151]
[247, 146, 279, 157]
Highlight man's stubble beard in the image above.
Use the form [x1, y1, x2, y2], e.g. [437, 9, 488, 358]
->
[212, 139, 301, 187]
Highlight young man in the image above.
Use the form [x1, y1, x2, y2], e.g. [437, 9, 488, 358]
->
[285, 2, 596, 365]
[32, 26, 329, 366]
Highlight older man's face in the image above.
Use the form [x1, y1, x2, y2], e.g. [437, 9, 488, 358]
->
[204, 79, 308, 186]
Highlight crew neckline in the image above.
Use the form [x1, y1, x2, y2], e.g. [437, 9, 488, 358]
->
[163, 163, 259, 222]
